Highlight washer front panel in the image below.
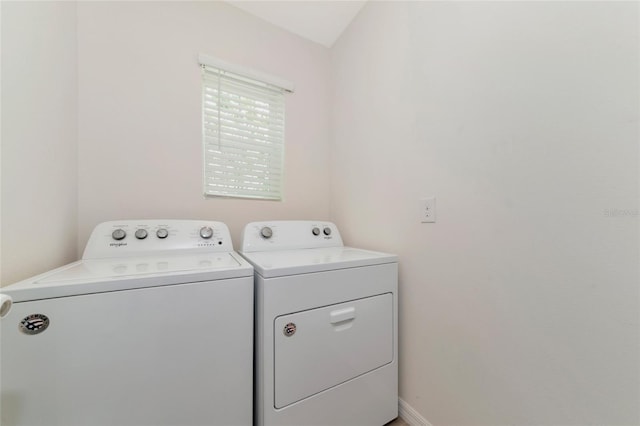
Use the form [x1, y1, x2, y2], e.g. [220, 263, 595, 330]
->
[1, 277, 254, 426]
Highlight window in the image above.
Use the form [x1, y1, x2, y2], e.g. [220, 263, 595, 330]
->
[200, 54, 293, 200]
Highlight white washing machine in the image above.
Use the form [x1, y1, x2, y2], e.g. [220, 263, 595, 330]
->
[0, 220, 253, 426]
[239, 221, 398, 426]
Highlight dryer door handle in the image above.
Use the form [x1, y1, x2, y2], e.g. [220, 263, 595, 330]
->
[329, 307, 356, 324]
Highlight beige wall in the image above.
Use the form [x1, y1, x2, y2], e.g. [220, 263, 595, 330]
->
[1, 1, 78, 285]
[2, 2, 639, 425]
[2, 1, 330, 281]
[331, 2, 639, 425]
[76, 1, 331, 250]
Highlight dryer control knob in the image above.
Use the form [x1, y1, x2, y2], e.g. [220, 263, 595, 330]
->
[312, 227, 321, 236]
[112, 229, 126, 241]
[199, 226, 214, 239]
[260, 226, 273, 239]
[323, 227, 332, 236]
[135, 229, 148, 240]
[156, 228, 169, 239]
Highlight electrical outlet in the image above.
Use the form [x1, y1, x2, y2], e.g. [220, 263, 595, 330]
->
[420, 197, 436, 223]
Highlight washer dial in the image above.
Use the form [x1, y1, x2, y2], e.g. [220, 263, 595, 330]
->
[199, 226, 214, 239]
[135, 229, 148, 240]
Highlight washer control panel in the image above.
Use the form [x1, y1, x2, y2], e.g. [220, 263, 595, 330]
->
[83, 220, 233, 259]
[240, 221, 343, 253]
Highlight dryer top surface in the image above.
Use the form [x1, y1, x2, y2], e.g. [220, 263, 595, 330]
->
[240, 246, 397, 278]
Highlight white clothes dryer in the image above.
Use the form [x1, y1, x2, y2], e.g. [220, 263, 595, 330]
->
[0, 220, 253, 426]
[240, 221, 398, 426]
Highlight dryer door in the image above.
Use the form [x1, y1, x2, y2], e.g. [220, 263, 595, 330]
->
[273, 293, 393, 409]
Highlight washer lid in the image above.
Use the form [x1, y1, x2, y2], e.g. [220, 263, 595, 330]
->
[240, 246, 397, 278]
[3, 252, 252, 302]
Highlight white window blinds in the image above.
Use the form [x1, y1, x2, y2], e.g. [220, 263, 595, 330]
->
[200, 55, 293, 200]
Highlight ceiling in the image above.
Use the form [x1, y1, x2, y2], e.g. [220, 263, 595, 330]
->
[225, 1, 367, 47]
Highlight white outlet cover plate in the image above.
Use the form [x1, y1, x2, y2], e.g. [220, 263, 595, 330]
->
[420, 197, 436, 223]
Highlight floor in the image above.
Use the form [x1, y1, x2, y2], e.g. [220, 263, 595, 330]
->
[385, 417, 409, 426]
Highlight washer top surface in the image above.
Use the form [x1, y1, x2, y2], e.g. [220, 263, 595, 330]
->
[239, 221, 397, 278]
[4, 220, 253, 302]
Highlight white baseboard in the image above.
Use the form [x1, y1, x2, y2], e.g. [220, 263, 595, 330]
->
[398, 398, 432, 426]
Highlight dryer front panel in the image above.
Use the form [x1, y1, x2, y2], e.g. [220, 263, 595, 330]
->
[273, 293, 393, 408]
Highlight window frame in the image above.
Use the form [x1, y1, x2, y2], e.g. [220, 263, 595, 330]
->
[199, 54, 294, 201]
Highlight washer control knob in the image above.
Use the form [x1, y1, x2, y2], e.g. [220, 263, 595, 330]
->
[323, 227, 332, 236]
[260, 226, 273, 239]
[135, 229, 148, 240]
[312, 227, 321, 236]
[112, 229, 126, 241]
[199, 226, 214, 239]
[156, 228, 169, 239]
